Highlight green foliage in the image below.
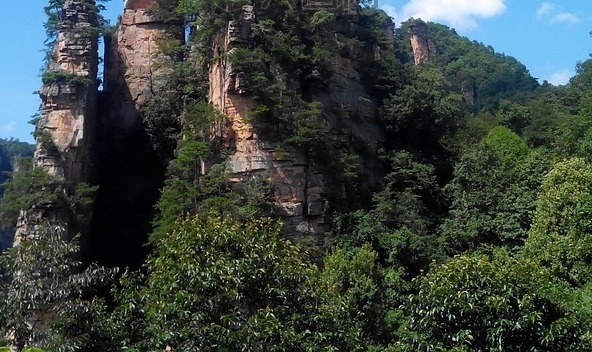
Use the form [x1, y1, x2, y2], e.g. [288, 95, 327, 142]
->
[524, 157, 592, 286]
[108, 271, 151, 351]
[0, 139, 35, 196]
[318, 244, 389, 345]
[22, 2, 592, 351]
[380, 64, 464, 153]
[373, 151, 446, 236]
[396, 19, 539, 112]
[284, 101, 325, 150]
[149, 97, 276, 241]
[32, 130, 58, 154]
[0, 139, 35, 159]
[0, 225, 116, 351]
[43, 0, 110, 60]
[441, 142, 551, 252]
[41, 71, 93, 86]
[495, 99, 532, 134]
[140, 95, 182, 160]
[330, 151, 447, 331]
[482, 126, 529, 169]
[332, 151, 446, 269]
[0, 159, 98, 230]
[401, 249, 590, 351]
[0, 158, 59, 229]
[310, 10, 335, 30]
[139, 215, 363, 350]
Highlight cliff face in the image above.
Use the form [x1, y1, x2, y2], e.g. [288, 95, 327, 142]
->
[104, 0, 182, 128]
[409, 21, 437, 65]
[209, 6, 328, 236]
[88, 0, 183, 266]
[210, 5, 388, 238]
[22, 0, 391, 261]
[36, 0, 98, 182]
[16, 0, 99, 242]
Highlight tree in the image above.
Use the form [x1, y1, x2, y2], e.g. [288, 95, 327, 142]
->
[139, 215, 363, 351]
[0, 225, 116, 351]
[331, 151, 446, 276]
[318, 244, 385, 345]
[441, 128, 550, 252]
[400, 249, 591, 351]
[380, 64, 464, 153]
[0, 158, 60, 229]
[43, 0, 110, 59]
[523, 157, 592, 286]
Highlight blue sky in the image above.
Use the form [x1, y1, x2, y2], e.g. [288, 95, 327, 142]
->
[1, 0, 592, 143]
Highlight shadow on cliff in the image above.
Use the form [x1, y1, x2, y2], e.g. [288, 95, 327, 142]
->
[86, 81, 166, 269]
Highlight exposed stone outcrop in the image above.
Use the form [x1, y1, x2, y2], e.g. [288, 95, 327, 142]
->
[409, 20, 437, 65]
[210, 5, 329, 237]
[16, 0, 99, 242]
[89, 0, 183, 266]
[19, 0, 390, 258]
[103, 0, 183, 127]
[461, 80, 475, 108]
[36, 0, 98, 182]
[210, 5, 387, 239]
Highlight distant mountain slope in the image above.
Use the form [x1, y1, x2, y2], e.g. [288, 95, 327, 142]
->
[0, 138, 35, 193]
[0, 138, 35, 249]
[395, 19, 539, 112]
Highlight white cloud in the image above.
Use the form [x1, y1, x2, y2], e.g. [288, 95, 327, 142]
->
[536, 2, 580, 24]
[550, 12, 580, 24]
[537, 2, 554, 18]
[547, 69, 573, 85]
[384, 0, 507, 30]
[382, 4, 398, 19]
[0, 120, 15, 133]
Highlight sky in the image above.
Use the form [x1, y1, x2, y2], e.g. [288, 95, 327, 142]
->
[1, 0, 592, 143]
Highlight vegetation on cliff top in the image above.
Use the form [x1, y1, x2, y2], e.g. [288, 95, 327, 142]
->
[5, 0, 592, 350]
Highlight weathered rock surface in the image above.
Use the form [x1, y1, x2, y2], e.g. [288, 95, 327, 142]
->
[16, 0, 99, 242]
[35, 0, 98, 182]
[409, 20, 437, 65]
[210, 6, 388, 238]
[103, 0, 181, 129]
[88, 0, 183, 266]
[21, 0, 390, 255]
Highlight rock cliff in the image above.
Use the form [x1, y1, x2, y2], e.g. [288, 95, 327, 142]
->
[21, 0, 392, 262]
[409, 20, 437, 65]
[209, 4, 389, 239]
[35, 0, 98, 182]
[88, 0, 183, 266]
[15, 0, 99, 242]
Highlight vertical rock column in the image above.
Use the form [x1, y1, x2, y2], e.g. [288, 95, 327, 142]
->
[409, 20, 437, 65]
[209, 6, 329, 238]
[36, 0, 98, 181]
[91, 0, 182, 267]
[15, 0, 99, 242]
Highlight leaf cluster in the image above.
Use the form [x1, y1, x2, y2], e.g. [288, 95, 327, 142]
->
[0, 225, 116, 351]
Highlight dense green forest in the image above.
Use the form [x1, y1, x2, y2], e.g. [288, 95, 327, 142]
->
[0, 139, 35, 249]
[0, 139, 35, 191]
[4, 0, 592, 350]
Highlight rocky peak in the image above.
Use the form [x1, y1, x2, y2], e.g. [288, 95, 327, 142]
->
[16, 0, 99, 242]
[36, 0, 99, 180]
[409, 20, 437, 65]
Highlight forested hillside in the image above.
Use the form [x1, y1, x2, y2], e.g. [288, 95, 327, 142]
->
[2, 0, 592, 351]
[0, 139, 35, 191]
[0, 139, 35, 249]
